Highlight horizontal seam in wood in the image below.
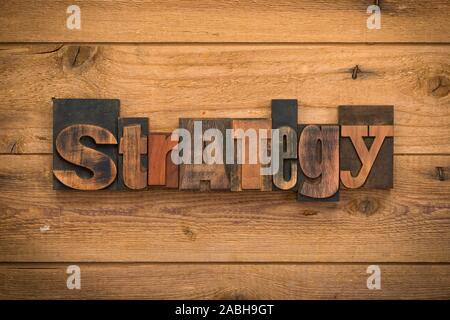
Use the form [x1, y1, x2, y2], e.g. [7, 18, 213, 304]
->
[1, 42, 450, 46]
[1, 262, 450, 266]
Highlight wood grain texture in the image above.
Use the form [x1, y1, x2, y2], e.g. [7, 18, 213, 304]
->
[1, 44, 449, 154]
[1, 263, 449, 300]
[0, 154, 448, 262]
[1, 0, 450, 43]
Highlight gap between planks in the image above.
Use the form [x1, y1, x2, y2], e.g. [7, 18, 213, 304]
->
[2, 262, 450, 266]
[2, 42, 450, 46]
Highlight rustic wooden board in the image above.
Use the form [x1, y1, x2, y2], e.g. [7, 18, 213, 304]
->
[1, 263, 449, 300]
[1, 0, 450, 43]
[52, 99, 120, 190]
[1, 45, 449, 155]
[0, 154, 448, 262]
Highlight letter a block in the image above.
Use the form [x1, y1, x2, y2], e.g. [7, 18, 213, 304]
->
[179, 119, 232, 191]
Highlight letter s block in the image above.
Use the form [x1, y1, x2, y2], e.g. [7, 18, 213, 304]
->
[53, 99, 120, 190]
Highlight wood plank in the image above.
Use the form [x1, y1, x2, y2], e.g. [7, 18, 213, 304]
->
[0, 44, 449, 154]
[1, 263, 449, 299]
[1, 1, 449, 43]
[0, 154, 448, 262]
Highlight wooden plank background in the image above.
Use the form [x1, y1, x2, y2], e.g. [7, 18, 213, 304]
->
[0, 0, 449, 299]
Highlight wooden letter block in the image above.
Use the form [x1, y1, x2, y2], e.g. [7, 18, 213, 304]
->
[339, 105, 394, 189]
[273, 126, 298, 190]
[297, 125, 340, 201]
[271, 99, 298, 191]
[148, 133, 179, 188]
[53, 99, 119, 190]
[179, 119, 232, 191]
[118, 118, 148, 190]
[230, 119, 272, 191]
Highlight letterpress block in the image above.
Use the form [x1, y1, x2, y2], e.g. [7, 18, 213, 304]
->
[271, 99, 298, 191]
[53, 99, 119, 190]
[339, 105, 394, 189]
[297, 125, 340, 202]
[118, 118, 148, 190]
[179, 118, 232, 191]
[148, 133, 179, 188]
[230, 119, 272, 191]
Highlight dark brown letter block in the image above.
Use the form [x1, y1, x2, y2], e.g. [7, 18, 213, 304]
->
[179, 119, 232, 191]
[339, 105, 394, 189]
[148, 133, 179, 188]
[53, 99, 119, 190]
[297, 125, 340, 202]
[271, 99, 298, 191]
[118, 118, 149, 190]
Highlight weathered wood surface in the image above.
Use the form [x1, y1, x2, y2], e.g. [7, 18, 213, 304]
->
[1, 263, 449, 300]
[1, 0, 450, 43]
[1, 44, 449, 154]
[1, 1, 449, 300]
[0, 154, 448, 262]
